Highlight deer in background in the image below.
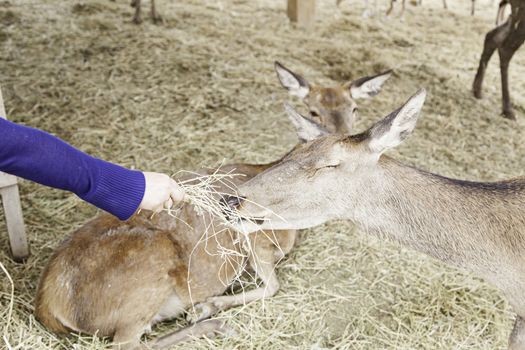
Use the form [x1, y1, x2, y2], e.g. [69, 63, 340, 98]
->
[473, 0, 525, 120]
[227, 89, 525, 349]
[35, 62, 392, 349]
[274, 61, 392, 133]
[342, 0, 495, 18]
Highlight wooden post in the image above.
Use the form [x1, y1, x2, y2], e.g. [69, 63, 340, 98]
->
[287, 0, 316, 26]
[0, 87, 30, 262]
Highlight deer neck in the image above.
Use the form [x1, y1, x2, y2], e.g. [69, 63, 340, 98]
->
[348, 156, 525, 275]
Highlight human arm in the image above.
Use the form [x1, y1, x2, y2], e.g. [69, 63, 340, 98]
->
[0, 118, 183, 220]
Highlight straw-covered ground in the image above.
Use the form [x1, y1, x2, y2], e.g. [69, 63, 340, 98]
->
[1, 0, 525, 349]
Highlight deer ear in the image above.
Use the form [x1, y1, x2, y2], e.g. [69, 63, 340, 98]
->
[275, 61, 310, 99]
[366, 89, 426, 154]
[346, 69, 392, 99]
[284, 103, 328, 142]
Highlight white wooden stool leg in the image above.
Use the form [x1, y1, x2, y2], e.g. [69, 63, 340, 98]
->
[1, 185, 30, 262]
[0, 86, 29, 262]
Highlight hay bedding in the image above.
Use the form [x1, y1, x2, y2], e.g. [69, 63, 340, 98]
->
[1, 0, 525, 348]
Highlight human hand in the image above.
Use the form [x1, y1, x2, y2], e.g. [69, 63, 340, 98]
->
[139, 172, 185, 213]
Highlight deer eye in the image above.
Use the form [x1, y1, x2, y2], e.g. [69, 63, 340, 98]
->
[315, 164, 340, 171]
[310, 163, 340, 178]
[310, 111, 320, 118]
[352, 107, 359, 113]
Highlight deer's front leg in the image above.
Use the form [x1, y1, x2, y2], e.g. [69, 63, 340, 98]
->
[497, 19, 525, 120]
[509, 315, 525, 350]
[189, 237, 280, 322]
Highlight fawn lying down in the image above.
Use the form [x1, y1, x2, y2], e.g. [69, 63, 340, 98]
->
[35, 163, 297, 349]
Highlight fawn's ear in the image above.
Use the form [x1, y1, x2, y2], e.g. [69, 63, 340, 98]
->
[284, 103, 328, 142]
[275, 61, 310, 99]
[366, 89, 426, 154]
[345, 69, 392, 99]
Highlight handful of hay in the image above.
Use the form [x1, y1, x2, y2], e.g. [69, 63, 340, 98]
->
[162, 167, 286, 311]
[165, 166, 275, 231]
[167, 168, 244, 223]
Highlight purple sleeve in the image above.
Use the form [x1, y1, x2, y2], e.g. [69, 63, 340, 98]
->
[0, 118, 145, 220]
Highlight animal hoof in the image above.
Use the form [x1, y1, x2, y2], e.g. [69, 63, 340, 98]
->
[152, 14, 164, 24]
[204, 320, 235, 338]
[208, 297, 227, 310]
[472, 87, 483, 99]
[187, 302, 217, 323]
[503, 109, 516, 120]
[472, 80, 483, 99]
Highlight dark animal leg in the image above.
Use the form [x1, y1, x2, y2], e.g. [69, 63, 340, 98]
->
[151, 0, 162, 24]
[498, 45, 515, 119]
[132, 0, 142, 24]
[498, 24, 525, 119]
[498, 3, 525, 119]
[472, 20, 512, 99]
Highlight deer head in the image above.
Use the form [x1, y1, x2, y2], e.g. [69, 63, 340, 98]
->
[275, 61, 392, 134]
[228, 89, 427, 233]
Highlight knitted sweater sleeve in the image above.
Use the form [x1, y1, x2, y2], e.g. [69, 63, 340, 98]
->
[0, 118, 145, 220]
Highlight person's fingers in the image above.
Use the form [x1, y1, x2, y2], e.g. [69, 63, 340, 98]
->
[163, 198, 174, 210]
[152, 202, 164, 214]
[140, 172, 185, 213]
[170, 181, 186, 203]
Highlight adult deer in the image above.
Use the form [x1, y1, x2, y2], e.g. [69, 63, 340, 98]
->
[473, 0, 525, 120]
[35, 63, 392, 349]
[229, 89, 525, 349]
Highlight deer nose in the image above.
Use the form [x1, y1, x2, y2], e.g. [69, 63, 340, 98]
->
[220, 195, 245, 211]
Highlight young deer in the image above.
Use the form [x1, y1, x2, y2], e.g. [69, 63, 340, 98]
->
[35, 64, 392, 349]
[473, 0, 525, 120]
[274, 61, 392, 134]
[227, 89, 525, 349]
